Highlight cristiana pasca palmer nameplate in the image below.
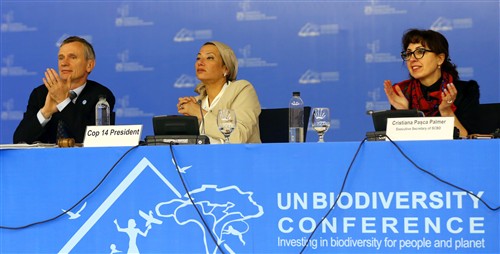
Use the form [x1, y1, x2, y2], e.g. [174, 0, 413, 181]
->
[385, 117, 454, 141]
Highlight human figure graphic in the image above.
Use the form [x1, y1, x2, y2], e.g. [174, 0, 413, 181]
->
[114, 219, 151, 254]
[109, 243, 122, 254]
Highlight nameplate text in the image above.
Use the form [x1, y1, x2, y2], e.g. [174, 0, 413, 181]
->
[386, 117, 454, 141]
[84, 125, 142, 147]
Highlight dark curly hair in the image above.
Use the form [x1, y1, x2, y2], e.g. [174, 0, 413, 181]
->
[402, 29, 459, 80]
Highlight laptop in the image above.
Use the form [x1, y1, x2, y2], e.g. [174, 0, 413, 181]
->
[367, 109, 422, 141]
[371, 109, 423, 132]
[146, 115, 209, 145]
[153, 115, 200, 136]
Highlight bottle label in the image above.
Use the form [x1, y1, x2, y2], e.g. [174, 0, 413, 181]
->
[95, 99, 111, 125]
[289, 127, 304, 143]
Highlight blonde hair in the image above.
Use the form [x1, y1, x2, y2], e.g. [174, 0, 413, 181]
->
[204, 41, 238, 81]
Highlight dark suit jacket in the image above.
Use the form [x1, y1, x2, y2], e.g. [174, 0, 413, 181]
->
[13, 80, 115, 144]
[451, 80, 480, 134]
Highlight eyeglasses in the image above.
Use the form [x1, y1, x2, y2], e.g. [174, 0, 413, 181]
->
[401, 48, 433, 61]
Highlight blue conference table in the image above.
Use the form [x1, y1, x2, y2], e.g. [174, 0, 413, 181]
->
[1, 140, 499, 253]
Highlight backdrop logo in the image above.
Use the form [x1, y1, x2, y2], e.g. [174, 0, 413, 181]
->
[174, 74, 197, 88]
[1, 10, 37, 32]
[173, 28, 212, 42]
[298, 22, 339, 37]
[236, 0, 277, 21]
[115, 50, 154, 72]
[366, 88, 391, 111]
[365, 40, 400, 63]
[299, 69, 339, 84]
[1, 55, 37, 76]
[364, 0, 407, 15]
[430, 17, 473, 31]
[115, 95, 154, 118]
[238, 45, 278, 68]
[1, 98, 23, 120]
[115, 4, 154, 27]
[59, 158, 264, 253]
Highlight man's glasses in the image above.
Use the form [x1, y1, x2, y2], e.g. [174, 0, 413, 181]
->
[401, 48, 433, 61]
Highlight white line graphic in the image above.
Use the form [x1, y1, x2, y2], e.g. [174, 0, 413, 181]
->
[59, 157, 181, 253]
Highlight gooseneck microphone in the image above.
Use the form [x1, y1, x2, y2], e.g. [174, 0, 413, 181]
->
[197, 99, 206, 135]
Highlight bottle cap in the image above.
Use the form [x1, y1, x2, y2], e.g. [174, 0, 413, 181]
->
[293, 91, 300, 96]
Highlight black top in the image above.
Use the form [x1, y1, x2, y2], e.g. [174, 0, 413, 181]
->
[417, 78, 480, 134]
[13, 80, 115, 144]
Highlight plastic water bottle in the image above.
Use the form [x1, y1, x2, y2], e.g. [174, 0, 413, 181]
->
[289, 91, 304, 142]
[95, 96, 111, 125]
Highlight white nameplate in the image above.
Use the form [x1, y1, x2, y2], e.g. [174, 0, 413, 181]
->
[386, 117, 454, 141]
[83, 125, 142, 147]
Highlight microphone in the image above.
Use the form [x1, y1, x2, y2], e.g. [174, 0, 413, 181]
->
[197, 99, 206, 135]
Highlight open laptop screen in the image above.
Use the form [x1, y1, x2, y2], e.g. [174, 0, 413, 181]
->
[371, 109, 422, 132]
[152, 115, 200, 136]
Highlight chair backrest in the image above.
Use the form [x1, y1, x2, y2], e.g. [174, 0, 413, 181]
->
[476, 103, 500, 134]
[259, 106, 311, 143]
[111, 111, 116, 125]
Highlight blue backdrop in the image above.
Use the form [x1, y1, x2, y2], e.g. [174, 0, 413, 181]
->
[1, 1, 499, 143]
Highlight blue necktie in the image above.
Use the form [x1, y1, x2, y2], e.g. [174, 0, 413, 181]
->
[57, 120, 69, 140]
[57, 91, 77, 140]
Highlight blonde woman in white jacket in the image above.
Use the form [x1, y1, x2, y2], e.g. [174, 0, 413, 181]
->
[177, 41, 261, 144]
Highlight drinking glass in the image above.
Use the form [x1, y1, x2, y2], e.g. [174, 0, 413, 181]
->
[311, 107, 330, 142]
[217, 109, 237, 144]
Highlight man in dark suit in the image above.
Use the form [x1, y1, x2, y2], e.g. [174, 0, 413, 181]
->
[13, 36, 115, 144]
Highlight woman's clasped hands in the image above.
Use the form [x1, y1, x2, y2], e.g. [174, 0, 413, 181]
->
[177, 96, 198, 116]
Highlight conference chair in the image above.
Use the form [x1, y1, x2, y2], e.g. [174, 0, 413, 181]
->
[111, 111, 116, 125]
[259, 107, 311, 143]
[475, 103, 500, 134]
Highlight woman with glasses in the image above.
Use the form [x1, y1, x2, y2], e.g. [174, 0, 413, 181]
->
[383, 29, 479, 137]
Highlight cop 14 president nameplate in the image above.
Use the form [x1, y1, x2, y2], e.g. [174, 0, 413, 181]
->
[83, 125, 142, 147]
